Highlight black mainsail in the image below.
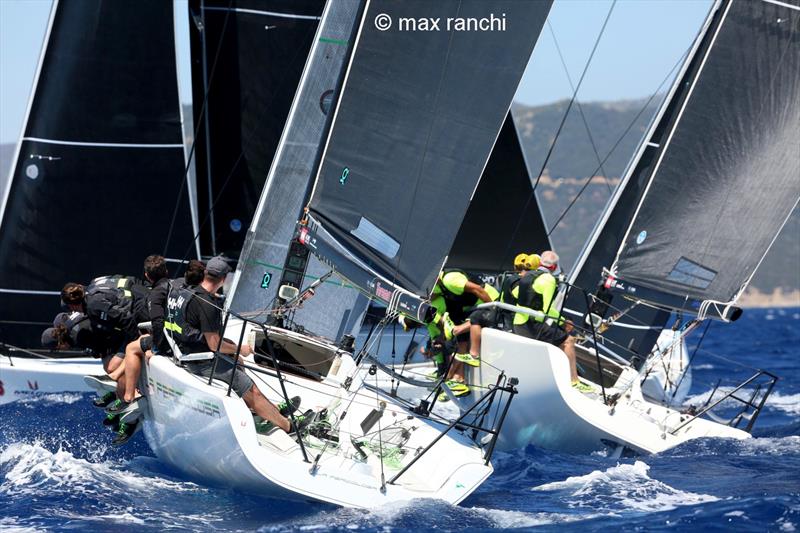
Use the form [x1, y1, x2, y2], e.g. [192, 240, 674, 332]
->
[447, 112, 551, 276]
[188, 0, 324, 258]
[610, 0, 800, 321]
[305, 0, 553, 307]
[0, 0, 196, 347]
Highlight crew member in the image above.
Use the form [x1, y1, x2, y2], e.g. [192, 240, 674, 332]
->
[454, 252, 540, 367]
[167, 256, 310, 434]
[512, 251, 589, 391]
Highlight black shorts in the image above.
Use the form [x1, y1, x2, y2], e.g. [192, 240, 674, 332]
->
[100, 351, 124, 367]
[186, 356, 254, 398]
[139, 335, 153, 353]
[513, 320, 569, 347]
[468, 307, 498, 328]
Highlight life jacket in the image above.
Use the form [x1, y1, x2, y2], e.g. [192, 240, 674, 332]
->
[84, 275, 143, 341]
[513, 269, 560, 326]
[165, 286, 207, 353]
[499, 272, 522, 304]
[435, 269, 498, 310]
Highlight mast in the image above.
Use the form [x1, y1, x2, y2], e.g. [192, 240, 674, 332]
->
[561, 0, 725, 360]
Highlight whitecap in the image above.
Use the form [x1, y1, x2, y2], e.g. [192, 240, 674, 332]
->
[733, 435, 800, 456]
[0, 442, 205, 498]
[685, 387, 800, 416]
[17, 392, 84, 405]
[531, 461, 718, 513]
[0, 517, 44, 533]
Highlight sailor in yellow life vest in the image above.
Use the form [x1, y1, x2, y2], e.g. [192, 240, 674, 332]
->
[511, 251, 588, 391]
[425, 269, 497, 398]
[453, 252, 540, 368]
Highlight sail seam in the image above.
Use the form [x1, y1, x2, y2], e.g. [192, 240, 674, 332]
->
[0, 288, 61, 296]
[761, 0, 800, 11]
[203, 6, 321, 21]
[20, 137, 184, 148]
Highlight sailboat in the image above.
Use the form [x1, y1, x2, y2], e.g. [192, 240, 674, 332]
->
[470, 0, 799, 454]
[141, 0, 552, 506]
[0, 0, 323, 402]
[0, 0, 197, 401]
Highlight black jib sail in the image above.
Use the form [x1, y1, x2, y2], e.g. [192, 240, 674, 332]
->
[447, 112, 551, 277]
[610, 0, 800, 320]
[561, 0, 727, 361]
[305, 0, 553, 302]
[0, 0, 195, 347]
[225, 0, 366, 340]
[188, 0, 324, 258]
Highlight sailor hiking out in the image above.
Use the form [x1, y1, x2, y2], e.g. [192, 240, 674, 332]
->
[165, 256, 312, 435]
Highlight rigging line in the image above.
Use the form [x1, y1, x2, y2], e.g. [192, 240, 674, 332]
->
[163, 0, 235, 257]
[502, 0, 616, 266]
[176, 20, 320, 263]
[545, 42, 693, 237]
[546, 20, 612, 196]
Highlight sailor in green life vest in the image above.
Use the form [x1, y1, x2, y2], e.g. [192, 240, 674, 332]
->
[453, 252, 540, 368]
[511, 251, 589, 391]
[428, 269, 497, 397]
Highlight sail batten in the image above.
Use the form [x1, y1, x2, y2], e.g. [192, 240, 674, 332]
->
[306, 0, 553, 297]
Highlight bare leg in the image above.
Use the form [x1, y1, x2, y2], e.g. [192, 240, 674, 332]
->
[447, 340, 470, 381]
[242, 386, 291, 433]
[122, 340, 144, 403]
[469, 324, 482, 357]
[105, 355, 124, 378]
[561, 336, 578, 382]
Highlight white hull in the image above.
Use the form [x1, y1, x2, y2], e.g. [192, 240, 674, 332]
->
[641, 329, 692, 406]
[141, 324, 493, 508]
[474, 328, 748, 454]
[0, 356, 101, 404]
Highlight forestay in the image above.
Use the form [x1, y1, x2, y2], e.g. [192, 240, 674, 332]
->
[0, 0, 195, 347]
[612, 0, 800, 313]
[306, 0, 553, 298]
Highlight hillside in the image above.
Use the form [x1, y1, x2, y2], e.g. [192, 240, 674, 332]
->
[1, 98, 797, 305]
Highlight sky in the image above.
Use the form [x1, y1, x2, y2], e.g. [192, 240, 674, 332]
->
[0, 0, 713, 145]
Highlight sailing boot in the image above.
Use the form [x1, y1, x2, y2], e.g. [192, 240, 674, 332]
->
[454, 353, 481, 367]
[92, 392, 116, 408]
[111, 420, 141, 447]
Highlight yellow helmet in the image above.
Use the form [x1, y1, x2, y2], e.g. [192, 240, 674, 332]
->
[526, 253, 541, 270]
[513, 253, 529, 270]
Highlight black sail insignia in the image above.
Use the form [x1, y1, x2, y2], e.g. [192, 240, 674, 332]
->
[306, 0, 553, 299]
[188, 0, 324, 258]
[0, 0, 195, 347]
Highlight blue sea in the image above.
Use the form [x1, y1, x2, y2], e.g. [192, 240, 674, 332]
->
[2, 307, 798, 531]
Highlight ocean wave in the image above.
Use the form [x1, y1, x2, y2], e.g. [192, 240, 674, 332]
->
[258, 499, 589, 531]
[0, 517, 45, 533]
[17, 392, 85, 405]
[0, 442, 202, 498]
[531, 461, 718, 513]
